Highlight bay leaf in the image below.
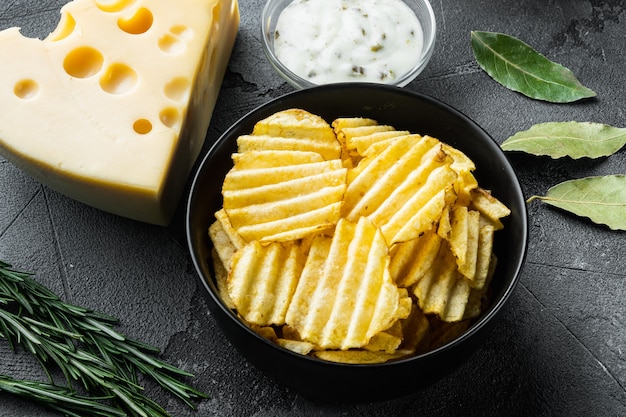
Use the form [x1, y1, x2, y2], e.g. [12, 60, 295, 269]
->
[528, 175, 626, 230]
[471, 31, 596, 103]
[501, 121, 626, 159]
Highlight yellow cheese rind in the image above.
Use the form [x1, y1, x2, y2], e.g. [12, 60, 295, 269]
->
[0, 0, 239, 225]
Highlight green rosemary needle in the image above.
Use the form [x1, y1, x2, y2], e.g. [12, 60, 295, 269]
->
[0, 261, 208, 417]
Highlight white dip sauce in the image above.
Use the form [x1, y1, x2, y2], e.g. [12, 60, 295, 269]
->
[274, 0, 424, 84]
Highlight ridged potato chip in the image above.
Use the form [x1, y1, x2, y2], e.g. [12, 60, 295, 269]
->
[473, 224, 496, 289]
[331, 117, 379, 140]
[412, 240, 471, 322]
[341, 134, 457, 245]
[276, 338, 316, 356]
[311, 349, 412, 364]
[331, 117, 379, 166]
[237, 108, 342, 161]
[210, 248, 235, 310]
[228, 240, 305, 326]
[231, 148, 324, 168]
[349, 130, 411, 158]
[389, 227, 443, 288]
[464, 253, 498, 320]
[253, 108, 337, 143]
[223, 151, 347, 242]
[286, 217, 409, 350]
[236, 134, 341, 160]
[338, 125, 396, 149]
[209, 209, 246, 271]
[470, 187, 512, 230]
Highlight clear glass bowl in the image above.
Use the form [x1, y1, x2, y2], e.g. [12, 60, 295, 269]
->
[261, 0, 437, 89]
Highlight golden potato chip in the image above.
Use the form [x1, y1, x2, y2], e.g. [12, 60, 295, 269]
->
[464, 253, 498, 320]
[249, 324, 278, 341]
[223, 158, 344, 191]
[389, 227, 443, 288]
[454, 170, 479, 206]
[349, 130, 411, 156]
[231, 149, 324, 168]
[333, 124, 400, 166]
[438, 144, 478, 206]
[236, 134, 341, 161]
[382, 318, 404, 338]
[209, 220, 237, 271]
[286, 217, 408, 350]
[377, 166, 457, 245]
[228, 241, 305, 326]
[413, 241, 471, 322]
[470, 187, 511, 230]
[311, 349, 411, 364]
[462, 290, 483, 321]
[447, 205, 469, 266]
[339, 125, 396, 148]
[396, 288, 413, 320]
[331, 117, 380, 167]
[342, 134, 429, 195]
[363, 330, 402, 353]
[442, 143, 475, 173]
[209, 209, 246, 269]
[281, 324, 303, 341]
[363, 133, 430, 159]
[210, 248, 236, 310]
[252, 109, 336, 143]
[215, 209, 246, 249]
[463, 210, 481, 278]
[276, 338, 316, 355]
[444, 206, 484, 282]
[331, 117, 379, 135]
[362, 318, 406, 354]
[342, 134, 457, 244]
[472, 224, 495, 290]
[223, 153, 347, 242]
[437, 204, 452, 239]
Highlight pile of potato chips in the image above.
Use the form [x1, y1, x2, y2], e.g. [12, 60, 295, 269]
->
[208, 109, 511, 364]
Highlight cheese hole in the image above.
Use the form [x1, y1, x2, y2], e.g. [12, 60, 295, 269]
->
[64, 47, 104, 79]
[95, 0, 136, 12]
[118, 7, 153, 34]
[160, 108, 181, 129]
[14, 79, 40, 100]
[100, 63, 138, 94]
[47, 12, 76, 41]
[170, 25, 193, 41]
[158, 33, 187, 54]
[133, 119, 153, 135]
[164, 77, 190, 102]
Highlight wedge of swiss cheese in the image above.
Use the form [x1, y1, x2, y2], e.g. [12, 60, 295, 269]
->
[0, 0, 239, 225]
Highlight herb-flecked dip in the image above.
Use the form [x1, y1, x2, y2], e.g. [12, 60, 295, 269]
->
[274, 0, 424, 84]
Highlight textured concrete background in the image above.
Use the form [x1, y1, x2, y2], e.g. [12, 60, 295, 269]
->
[1, 0, 625, 416]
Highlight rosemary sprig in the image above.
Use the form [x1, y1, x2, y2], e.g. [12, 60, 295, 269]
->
[0, 261, 208, 416]
[0, 374, 125, 417]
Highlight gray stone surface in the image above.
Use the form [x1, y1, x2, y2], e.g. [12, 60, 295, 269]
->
[1, 0, 625, 416]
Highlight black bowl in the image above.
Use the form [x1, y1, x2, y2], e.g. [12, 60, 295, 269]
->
[186, 83, 528, 402]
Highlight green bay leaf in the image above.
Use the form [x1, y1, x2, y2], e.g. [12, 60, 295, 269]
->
[502, 121, 626, 159]
[529, 175, 626, 230]
[471, 31, 596, 103]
